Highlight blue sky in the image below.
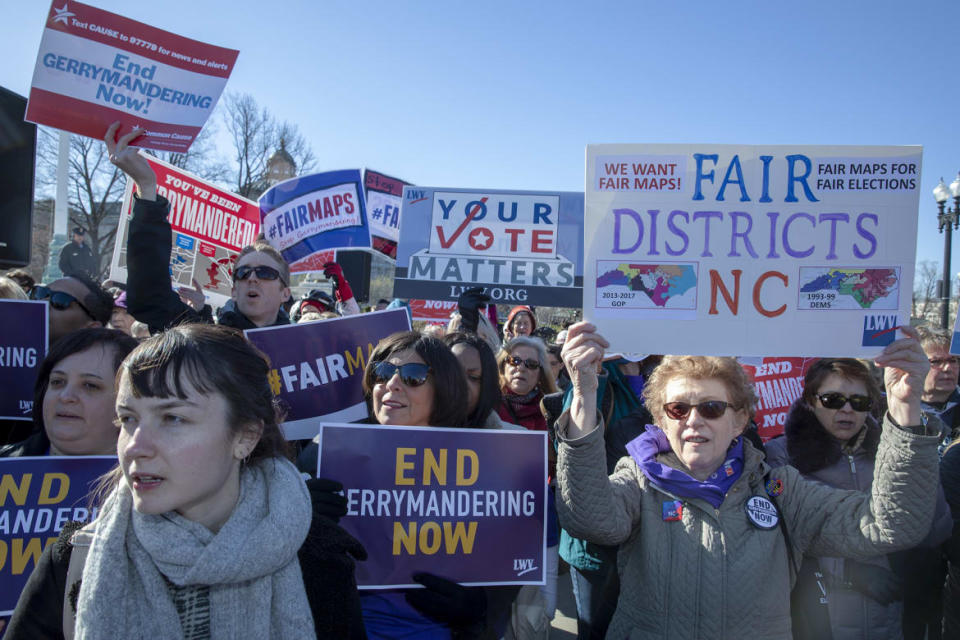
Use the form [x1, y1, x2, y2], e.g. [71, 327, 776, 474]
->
[2, 0, 959, 272]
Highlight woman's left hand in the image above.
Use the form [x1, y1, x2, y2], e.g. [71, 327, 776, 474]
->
[874, 325, 929, 427]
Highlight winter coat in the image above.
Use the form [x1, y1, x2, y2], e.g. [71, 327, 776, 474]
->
[555, 410, 942, 640]
[58, 242, 97, 279]
[5, 511, 367, 640]
[765, 402, 952, 640]
[942, 443, 960, 638]
[125, 195, 289, 334]
[0, 430, 50, 457]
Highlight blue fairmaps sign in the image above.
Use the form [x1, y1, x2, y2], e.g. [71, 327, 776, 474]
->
[0, 456, 117, 615]
[318, 423, 548, 588]
[258, 169, 372, 274]
[244, 309, 412, 440]
[393, 187, 584, 307]
[0, 300, 48, 421]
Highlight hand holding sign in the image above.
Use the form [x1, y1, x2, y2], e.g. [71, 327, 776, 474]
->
[105, 121, 156, 200]
[177, 279, 205, 311]
[561, 322, 609, 439]
[874, 324, 929, 427]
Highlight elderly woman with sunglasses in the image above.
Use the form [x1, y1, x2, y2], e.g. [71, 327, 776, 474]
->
[556, 322, 944, 639]
[495, 336, 559, 431]
[765, 358, 952, 639]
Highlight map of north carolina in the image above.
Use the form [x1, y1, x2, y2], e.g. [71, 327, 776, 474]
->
[799, 268, 898, 308]
[597, 264, 697, 307]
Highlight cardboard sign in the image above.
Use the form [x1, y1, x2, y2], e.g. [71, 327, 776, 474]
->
[0, 301, 48, 421]
[26, 0, 237, 151]
[393, 187, 584, 306]
[243, 309, 411, 439]
[584, 145, 921, 356]
[364, 169, 410, 260]
[258, 170, 372, 275]
[739, 356, 819, 440]
[109, 153, 260, 307]
[0, 456, 117, 615]
[318, 423, 547, 588]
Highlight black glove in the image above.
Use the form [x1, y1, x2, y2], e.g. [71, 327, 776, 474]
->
[845, 560, 902, 604]
[306, 477, 347, 522]
[456, 287, 490, 334]
[404, 572, 487, 629]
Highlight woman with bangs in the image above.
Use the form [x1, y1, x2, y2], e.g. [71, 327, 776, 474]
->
[7, 324, 364, 640]
[556, 322, 944, 639]
[765, 358, 952, 639]
[495, 336, 558, 431]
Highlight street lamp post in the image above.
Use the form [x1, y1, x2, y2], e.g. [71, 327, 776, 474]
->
[934, 173, 960, 329]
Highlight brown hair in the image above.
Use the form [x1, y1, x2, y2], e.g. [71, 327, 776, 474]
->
[801, 358, 881, 410]
[498, 336, 559, 395]
[642, 355, 757, 426]
[235, 242, 290, 286]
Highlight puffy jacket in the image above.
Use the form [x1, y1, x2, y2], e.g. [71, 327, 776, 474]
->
[555, 411, 941, 639]
[766, 402, 952, 640]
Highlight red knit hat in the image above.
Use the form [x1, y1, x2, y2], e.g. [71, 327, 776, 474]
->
[506, 305, 536, 333]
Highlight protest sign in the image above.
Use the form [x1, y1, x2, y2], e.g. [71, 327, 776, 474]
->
[0, 456, 116, 615]
[26, 0, 237, 151]
[364, 169, 410, 260]
[318, 423, 547, 588]
[951, 314, 960, 356]
[259, 170, 372, 275]
[409, 299, 458, 323]
[393, 187, 584, 306]
[244, 309, 411, 439]
[110, 153, 259, 307]
[739, 356, 819, 440]
[584, 145, 922, 357]
[0, 301, 47, 422]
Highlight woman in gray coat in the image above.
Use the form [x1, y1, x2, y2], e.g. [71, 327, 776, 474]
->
[555, 323, 942, 639]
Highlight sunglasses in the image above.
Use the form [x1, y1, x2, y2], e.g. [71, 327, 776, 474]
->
[234, 265, 285, 285]
[372, 361, 432, 387]
[506, 355, 541, 370]
[30, 286, 95, 320]
[817, 392, 872, 412]
[663, 400, 734, 420]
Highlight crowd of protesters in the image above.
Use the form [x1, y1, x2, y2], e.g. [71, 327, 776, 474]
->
[0, 123, 959, 640]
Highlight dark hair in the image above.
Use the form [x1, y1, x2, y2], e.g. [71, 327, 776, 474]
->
[67, 274, 114, 325]
[119, 324, 290, 462]
[802, 358, 881, 411]
[5, 269, 35, 295]
[362, 330, 468, 428]
[444, 332, 502, 427]
[33, 328, 138, 433]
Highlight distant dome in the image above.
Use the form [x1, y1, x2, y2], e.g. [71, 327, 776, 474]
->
[266, 139, 296, 183]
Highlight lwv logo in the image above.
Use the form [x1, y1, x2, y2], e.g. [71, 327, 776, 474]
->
[513, 558, 538, 577]
[861, 314, 898, 347]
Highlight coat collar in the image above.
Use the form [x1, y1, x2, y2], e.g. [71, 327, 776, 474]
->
[783, 399, 880, 474]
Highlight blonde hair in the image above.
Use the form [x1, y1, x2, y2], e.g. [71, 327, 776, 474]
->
[498, 336, 559, 394]
[642, 355, 757, 426]
[0, 276, 28, 300]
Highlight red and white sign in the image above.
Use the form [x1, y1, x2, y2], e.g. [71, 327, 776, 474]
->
[409, 299, 458, 322]
[109, 153, 260, 306]
[739, 356, 819, 440]
[364, 169, 410, 259]
[26, 0, 238, 151]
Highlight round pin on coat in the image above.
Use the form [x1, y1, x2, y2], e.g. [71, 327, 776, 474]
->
[745, 495, 779, 529]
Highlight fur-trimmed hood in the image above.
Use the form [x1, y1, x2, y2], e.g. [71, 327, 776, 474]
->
[782, 399, 881, 475]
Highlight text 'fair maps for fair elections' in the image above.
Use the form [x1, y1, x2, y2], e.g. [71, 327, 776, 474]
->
[393, 188, 584, 306]
[26, 1, 237, 151]
[109, 153, 260, 308]
[259, 170, 372, 275]
[585, 145, 922, 357]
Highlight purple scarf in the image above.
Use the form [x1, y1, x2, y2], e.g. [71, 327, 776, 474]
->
[625, 424, 744, 508]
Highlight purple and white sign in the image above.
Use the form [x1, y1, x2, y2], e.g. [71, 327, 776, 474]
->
[244, 309, 411, 440]
[0, 300, 48, 421]
[0, 456, 117, 616]
[318, 423, 548, 588]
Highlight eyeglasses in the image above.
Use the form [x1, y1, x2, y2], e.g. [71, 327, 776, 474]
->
[506, 355, 541, 370]
[817, 392, 873, 412]
[663, 400, 734, 420]
[30, 286, 95, 320]
[234, 265, 285, 285]
[929, 357, 960, 368]
[372, 361, 432, 387]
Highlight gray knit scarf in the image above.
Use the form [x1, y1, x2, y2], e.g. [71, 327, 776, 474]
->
[75, 457, 315, 640]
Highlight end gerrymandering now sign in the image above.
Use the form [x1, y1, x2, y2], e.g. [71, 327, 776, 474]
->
[0, 456, 117, 616]
[244, 309, 411, 440]
[259, 170, 372, 275]
[318, 423, 547, 588]
[0, 301, 48, 422]
[110, 153, 260, 308]
[26, 0, 237, 151]
[739, 356, 819, 440]
[393, 187, 584, 306]
[585, 144, 922, 357]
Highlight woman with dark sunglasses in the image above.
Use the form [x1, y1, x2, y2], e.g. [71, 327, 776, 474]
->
[555, 322, 945, 639]
[765, 358, 952, 639]
[495, 336, 558, 431]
